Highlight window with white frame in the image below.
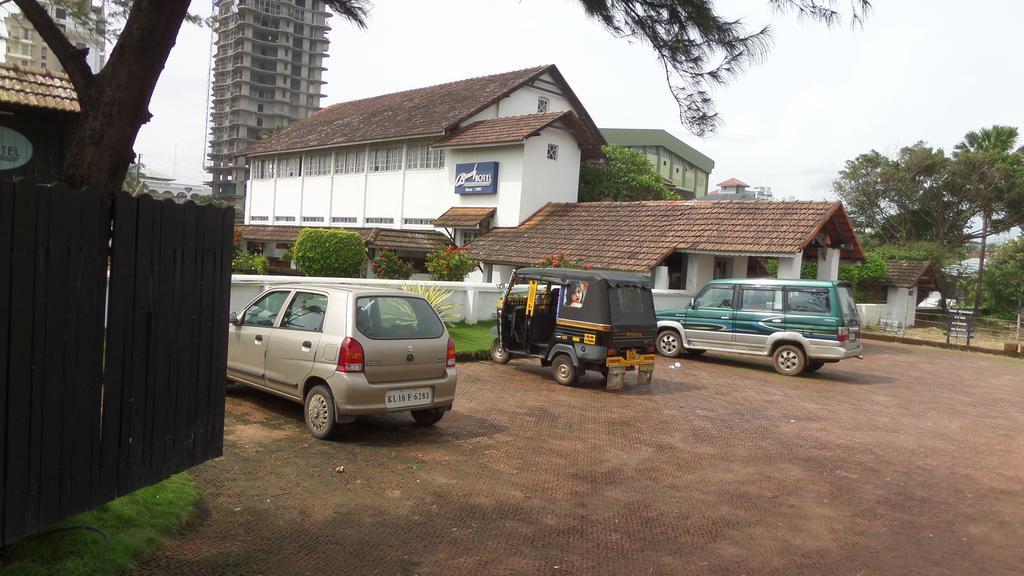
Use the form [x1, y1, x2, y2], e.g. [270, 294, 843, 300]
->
[546, 143, 559, 161]
[253, 158, 276, 179]
[334, 148, 365, 174]
[365, 217, 394, 224]
[331, 216, 357, 223]
[275, 216, 296, 222]
[537, 97, 549, 113]
[302, 216, 324, 222]
[250, 216, 269, 222]
[368, 146, 402, 172]
[460, 230, 480, 246]
[279, 156, 301, 177]
[403, 218, 434, 226]
[303, 152, 331, 176]
[405, 144, 445, 170]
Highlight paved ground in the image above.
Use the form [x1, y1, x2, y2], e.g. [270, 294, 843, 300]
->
[132, 341, 1024, 576]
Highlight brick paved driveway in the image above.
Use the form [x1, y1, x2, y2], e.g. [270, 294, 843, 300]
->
[132, 341, 1024, 576]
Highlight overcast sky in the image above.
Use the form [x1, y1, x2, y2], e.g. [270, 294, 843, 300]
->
[135, 0, 1024, 201]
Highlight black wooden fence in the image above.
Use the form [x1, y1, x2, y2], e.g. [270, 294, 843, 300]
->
[0, 180, 234, 545]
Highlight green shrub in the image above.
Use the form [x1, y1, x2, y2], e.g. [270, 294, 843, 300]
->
[292, 229, 367, 278]
[232, 252, 269, 274]
[401, 283, 463, 327]
[426, 245, 477, 281]
[371, 250, 415, 280]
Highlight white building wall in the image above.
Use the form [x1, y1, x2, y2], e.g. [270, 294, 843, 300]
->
[301, 177, 332, 222]
[274, 177, 301, 220]
[364, 173, 404, 223]
[447, 145, 524, 227]
[403, 170, 449, 223]
[520, 128, 581, 220]
[460, 76, 573, 125]
[331, 175, 366, 224]
[247, 180, 276, 224]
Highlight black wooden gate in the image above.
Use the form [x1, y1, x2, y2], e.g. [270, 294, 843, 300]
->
[0, 180, 234, 545]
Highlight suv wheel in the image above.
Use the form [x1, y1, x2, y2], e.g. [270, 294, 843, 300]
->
[772, 344, 806, 376]
[551, 354, 578, 386]
[411, 408, 445, 426]
[490, 339, 511, 364]
[304, 384, 337, 439]
[656, 329, 682, 357]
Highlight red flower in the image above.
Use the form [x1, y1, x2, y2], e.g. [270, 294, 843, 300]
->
[583, 264, 591, 270]
[551, 260, 559, 267]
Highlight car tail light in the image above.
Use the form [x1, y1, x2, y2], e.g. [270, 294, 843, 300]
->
[446, 336, 457, 368]
[838, 327, 849, 343]
[338, 337, 364, 373]
[607, 347, 618, 357]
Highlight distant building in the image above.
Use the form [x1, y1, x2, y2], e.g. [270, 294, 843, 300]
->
[600, 128, 714, 198]
[703, 178, 773, 201]
[2, 3, 106, 73]
[206, 0, 332, 199]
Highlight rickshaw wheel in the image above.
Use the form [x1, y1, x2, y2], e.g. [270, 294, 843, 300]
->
[551, 354, 578, 386]
[490, 339, 511, 364]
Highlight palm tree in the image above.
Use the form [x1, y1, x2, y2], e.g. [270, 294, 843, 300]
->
[952, 125, 1024, 324]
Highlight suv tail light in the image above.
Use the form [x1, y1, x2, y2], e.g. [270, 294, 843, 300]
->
[446, 336, 456, 368]
[838, 327, 849, 343]
[338, 337, 365, 373]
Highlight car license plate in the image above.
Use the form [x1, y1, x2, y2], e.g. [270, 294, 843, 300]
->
[385, 387, 433, 409]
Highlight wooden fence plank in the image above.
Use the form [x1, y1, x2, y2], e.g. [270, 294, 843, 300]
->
[192, 206, 214, 463]
[125, 195, 157, 494]
[0, 180, 14, 544]
[56, 185, 83, 519]
[150, 198, 179, 485]
[209, 207, 235, 460]
[175, 201, 199, 471]
[4, 180, 38, 542]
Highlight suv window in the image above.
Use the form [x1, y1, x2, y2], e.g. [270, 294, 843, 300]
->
[694, 285, 734, 309]
[740, 288, 782, 312]
[243, 291, 289, 326]
[787, 289, 831, 314]
[355, 296, 444, 340]
[281, 292, 328, 332]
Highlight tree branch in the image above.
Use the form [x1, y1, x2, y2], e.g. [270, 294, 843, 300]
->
[12, 0, 95, 93]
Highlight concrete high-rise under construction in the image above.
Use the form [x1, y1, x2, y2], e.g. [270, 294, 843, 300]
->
[206, 0, 330, 198]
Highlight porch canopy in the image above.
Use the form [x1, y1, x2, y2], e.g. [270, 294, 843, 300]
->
[467, 200, 863, 274]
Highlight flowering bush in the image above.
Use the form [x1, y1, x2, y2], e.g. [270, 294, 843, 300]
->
[371, 250, 415, 280]
[232, 252, 269, 275]
[426, 245, 477, 281]
[536, 252, 590, 270]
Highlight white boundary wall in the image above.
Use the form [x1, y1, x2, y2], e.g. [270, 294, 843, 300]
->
[231, 275, 695, 324]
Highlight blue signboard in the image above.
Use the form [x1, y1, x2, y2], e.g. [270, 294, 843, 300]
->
[454, 162, 499, 194]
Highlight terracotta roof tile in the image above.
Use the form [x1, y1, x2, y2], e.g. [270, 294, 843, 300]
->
[717, 177, 750, 187]
[236, 225, 447, 253]
[434, 207, 496, 228]
[467, 200, 864, 272]
[885, 261, 935, 288]
[0, 64, 79, 113]
[434, 112, 571, 147]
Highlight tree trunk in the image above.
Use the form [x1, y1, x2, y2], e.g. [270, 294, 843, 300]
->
[57, 0, 192, 191]
[972, 210, 990, 319]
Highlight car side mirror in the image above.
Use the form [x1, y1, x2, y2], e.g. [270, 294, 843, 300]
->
[229, 311, 242, 326]
[689, 301, 697, 310]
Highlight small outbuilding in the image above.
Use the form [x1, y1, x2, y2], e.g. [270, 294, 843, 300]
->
[0, 63, 79, 181]
[883, 261, 937, 328]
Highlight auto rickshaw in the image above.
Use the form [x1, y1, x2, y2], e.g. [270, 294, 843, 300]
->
[489, 268, 658, 389]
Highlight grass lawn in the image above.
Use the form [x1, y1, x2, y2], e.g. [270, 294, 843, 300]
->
[449, 320, 495, 355]
[0, 473, 197, 576]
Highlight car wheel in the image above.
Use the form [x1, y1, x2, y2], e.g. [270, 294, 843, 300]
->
[656, 329, 682, 357]
[772, 344, 806, 376]
[551, 354, 578, 386]
[411, 408, 445, 426]
[684, 348, 707, 356]
[805, 360, 825, 373]
[490, 338, 511, 364]
[304, 384, 336, 440]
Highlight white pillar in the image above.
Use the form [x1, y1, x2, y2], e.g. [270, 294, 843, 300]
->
[465, 289, 477, 325]
[777, 252, 804, 279]
[731, 256, 749, 279]
[653, 266, 669, 290]
[686, 253, 715, 292]
[816, 247, 840, 280]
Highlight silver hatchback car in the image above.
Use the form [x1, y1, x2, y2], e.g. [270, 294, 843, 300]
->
[227, 285, 458, 438]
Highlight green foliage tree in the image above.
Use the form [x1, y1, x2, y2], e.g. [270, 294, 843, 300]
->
[579, 145, 673, 201]
[292, 229, 367, 278]
[371, 250, 415, 280]
[980, 237, 1024, 319]
[231, 252, 268, 275]
[426, 246, 477, 282]
[17, 0, 866, 191]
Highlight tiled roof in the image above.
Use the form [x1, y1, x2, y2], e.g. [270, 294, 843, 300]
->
[434, 112, 572, 147]
[717, 178, 749, 187]
[467, 200, 864, 272]
[0, 64, 79, 112]
[434, 207, 496, 228]
[236, 225, 447, 253]
[885, 261, 935, 288]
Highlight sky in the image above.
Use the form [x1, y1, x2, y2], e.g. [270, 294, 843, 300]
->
[135, 0, 1024, 201]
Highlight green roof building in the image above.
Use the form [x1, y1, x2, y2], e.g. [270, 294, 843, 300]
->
[601, 128, 715, 198]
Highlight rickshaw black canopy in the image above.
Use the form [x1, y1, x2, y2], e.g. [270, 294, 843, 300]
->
[509, 268, 652, 326]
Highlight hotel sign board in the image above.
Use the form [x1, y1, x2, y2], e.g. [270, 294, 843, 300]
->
[454, 162, 498, 194]
[0, 127, 32, 171]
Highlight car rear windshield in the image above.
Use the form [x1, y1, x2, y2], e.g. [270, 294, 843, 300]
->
[609, 286, 655, 325]
[355, 296, 444, 340]
[837, 286, 859, 319]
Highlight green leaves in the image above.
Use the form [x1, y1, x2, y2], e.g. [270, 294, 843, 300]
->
[400, 284, 464, 328]
[231, 253, 269, 275]
[425, 246, 477, 282]
[371, 250, 415, 280]
[292, 229, 367, 278]
[579, 145, 671, 202]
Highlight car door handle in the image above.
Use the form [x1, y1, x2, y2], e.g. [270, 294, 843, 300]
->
[302, 340, 312, 348]
[720, 316, 730, 319]
[771, 319, 783, 323]
[255, 335, 263, 343]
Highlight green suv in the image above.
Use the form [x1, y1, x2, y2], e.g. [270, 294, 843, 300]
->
[655, 279, 863, 376]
